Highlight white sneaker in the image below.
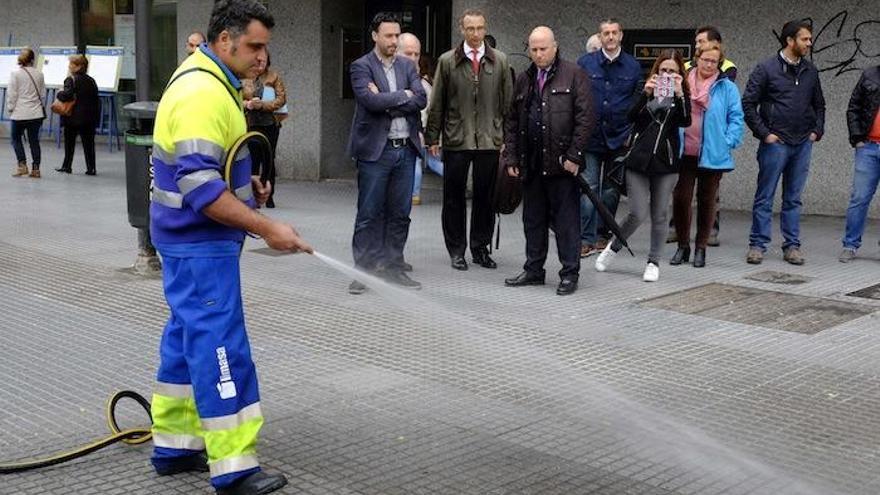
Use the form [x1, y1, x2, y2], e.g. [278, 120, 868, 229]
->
[643, 262, 659, 282]
[595, 243, 617, 272]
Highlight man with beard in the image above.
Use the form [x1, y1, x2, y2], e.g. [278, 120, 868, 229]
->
[742, 19, 825, 265]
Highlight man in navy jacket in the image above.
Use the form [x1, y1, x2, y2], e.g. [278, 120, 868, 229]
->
[742, 19, 825, 266]
[347, 12, 426, 293]
[576, 19, 641, 257]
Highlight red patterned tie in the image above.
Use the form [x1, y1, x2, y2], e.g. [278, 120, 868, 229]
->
[471, 49, 480, 75]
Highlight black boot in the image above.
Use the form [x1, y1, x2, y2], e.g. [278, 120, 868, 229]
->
[693, 248, 706, 268]
[154, 452, 209, 476]
[216, 471, 288, 495]
[670, 246, 690, 265]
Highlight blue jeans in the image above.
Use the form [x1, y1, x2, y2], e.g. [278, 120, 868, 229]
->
[353, 143, 416, 272]
[412, 147, 444, 197]
[10, 118, 43, 166]
[579, 152, 621, 245]
[843, 142, 880, 250]
[749, 140, 813, 251]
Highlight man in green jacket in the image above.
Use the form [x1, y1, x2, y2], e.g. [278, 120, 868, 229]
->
[425, 8, 513, 271]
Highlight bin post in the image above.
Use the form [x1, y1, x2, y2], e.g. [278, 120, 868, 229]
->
[123, 102, 161, 276]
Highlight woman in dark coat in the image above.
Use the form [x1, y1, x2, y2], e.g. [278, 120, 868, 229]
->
[55, 54, 100, 175]
[594, 49, 692, 282]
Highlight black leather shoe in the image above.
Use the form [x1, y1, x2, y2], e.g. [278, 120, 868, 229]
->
[85, 169, 96, 176]
[504, 271, 545, 287]
[154, 452, 209, 476]
[216, 471, 288, 495]
[472, 249, 497, 269]
[556, 279, 578, 296]
[401, 261, 413, 272]
[693, 248, 706, 268]
[670, 246, 690, 265]
[55, 167, 71, 173]
[450, 255, 468, 271]
[382, 270, 422, 290]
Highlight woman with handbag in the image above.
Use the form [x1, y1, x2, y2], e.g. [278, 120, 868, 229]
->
[670, 41, 744, 268]
[7, 48, 46, 178]
[595, 50, 692, 282]
[243, 54, 286, 208]
[54, 54, 100, 175]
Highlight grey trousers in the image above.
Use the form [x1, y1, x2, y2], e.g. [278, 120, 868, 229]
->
[612, 169, 678, 263]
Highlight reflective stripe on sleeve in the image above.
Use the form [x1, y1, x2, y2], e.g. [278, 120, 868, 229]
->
[151, 145, 175, 164]
[152, 187, 184, 208]
[200, 403, 262, 432]
[175, 138, 226, 163]
[177, 169, 223, 195]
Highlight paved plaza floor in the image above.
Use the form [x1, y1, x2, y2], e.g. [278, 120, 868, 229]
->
[2, 142, 880, 494]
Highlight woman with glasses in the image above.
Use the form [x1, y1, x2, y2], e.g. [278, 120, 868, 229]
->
[670, 41, 744, 268]
[595, 49, 691, 282]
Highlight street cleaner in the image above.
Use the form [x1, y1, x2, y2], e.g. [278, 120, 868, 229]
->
[148, 1, 312, 494]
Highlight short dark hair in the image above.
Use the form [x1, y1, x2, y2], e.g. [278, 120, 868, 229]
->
[598, 18, 622, 31]
[207, 0, 275, 43]
[779, 19, 811, 47]
[696, 26, 722, 43]
[371, 12, 400, 33]
[459, 9, 487, 26]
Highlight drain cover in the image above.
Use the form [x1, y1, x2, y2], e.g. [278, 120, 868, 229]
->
[745, 271, 813, 285]
[848, 283, 880, 300]
[642, 283, 875, 334]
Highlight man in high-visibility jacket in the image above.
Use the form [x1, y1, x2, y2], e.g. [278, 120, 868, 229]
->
[148, 1, 312, 494]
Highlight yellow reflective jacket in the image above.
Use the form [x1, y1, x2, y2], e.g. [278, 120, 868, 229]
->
[150, 45, 255, 245]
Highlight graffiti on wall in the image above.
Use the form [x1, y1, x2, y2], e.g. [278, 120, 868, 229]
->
[774, 10, 880, 77]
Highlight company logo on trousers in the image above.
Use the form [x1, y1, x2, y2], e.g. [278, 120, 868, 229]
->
[216, 346, 237, 399]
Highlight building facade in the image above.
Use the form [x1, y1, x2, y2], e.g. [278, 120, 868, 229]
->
[1, 0, 878, 217]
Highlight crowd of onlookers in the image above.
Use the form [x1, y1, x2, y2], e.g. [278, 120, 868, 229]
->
[7, 9, 879, 298]
[345, 10, 880, 296]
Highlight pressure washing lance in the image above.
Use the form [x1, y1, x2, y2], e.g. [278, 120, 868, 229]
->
[0, 131, 275, 474]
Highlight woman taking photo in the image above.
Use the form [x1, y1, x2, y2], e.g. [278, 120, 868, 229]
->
[595, 49, 691, 282]
[243, 53, 287, 208]
[55, 54, 100, 175]
[671, 41, 744, 268]
[7, 48, 45, 178]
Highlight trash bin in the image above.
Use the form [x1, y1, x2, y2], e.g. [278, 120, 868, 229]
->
[123, 101, 159, 229]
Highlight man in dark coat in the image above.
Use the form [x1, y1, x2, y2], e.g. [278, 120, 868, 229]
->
[742, 19, 825, 266]
[502, 26, 595, 296]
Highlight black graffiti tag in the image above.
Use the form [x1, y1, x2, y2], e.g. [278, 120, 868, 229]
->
[773, 11, 880, 77]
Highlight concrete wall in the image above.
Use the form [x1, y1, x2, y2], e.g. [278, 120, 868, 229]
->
[320, 0, 364, 180]
[0, 0, 75, 47]
[454, 0, 880, 217]
[176, 0, 324, 181]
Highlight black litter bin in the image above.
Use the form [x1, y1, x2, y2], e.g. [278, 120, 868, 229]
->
[123, 101, 159, 229]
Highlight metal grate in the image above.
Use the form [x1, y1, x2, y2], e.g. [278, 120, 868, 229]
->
[744, 271, 814, 285]
[642, 283, 876, 334]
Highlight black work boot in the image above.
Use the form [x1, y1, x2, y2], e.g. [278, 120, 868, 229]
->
[154, 452, 209, 476]
[216, 471, 288, 495]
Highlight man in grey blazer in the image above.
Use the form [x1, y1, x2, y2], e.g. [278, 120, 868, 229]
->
[347, 12, 427, 294]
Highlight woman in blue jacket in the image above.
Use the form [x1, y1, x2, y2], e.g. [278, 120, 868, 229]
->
[670, 41, 744, 267]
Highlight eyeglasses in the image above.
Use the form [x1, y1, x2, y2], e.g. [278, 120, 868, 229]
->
[699, 58, 719, 65]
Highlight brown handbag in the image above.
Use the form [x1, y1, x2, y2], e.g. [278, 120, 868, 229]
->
[51, 97, 75, 117]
